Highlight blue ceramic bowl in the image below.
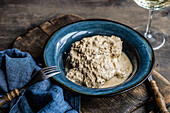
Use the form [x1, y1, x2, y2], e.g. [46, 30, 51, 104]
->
[43, 19, 154, 96]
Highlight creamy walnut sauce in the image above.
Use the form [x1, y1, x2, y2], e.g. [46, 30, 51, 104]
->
[65, 35, 132, 88]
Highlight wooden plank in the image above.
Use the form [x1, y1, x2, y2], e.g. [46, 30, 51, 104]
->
[40, 14, 84, 36]
[81, 83, 150, 113]
[13, 27, 48, 59]
[40, 21, 56, 36]
[50, 14, 84, 29]
[13, 15, 83, 60]
[81, 70, 170, 113]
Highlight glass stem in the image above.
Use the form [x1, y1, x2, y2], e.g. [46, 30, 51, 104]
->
[144, 10, 154, 38]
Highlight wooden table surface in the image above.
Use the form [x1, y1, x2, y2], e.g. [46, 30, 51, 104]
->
[0, 0, 170, 112]
[0, 0, 170, 81]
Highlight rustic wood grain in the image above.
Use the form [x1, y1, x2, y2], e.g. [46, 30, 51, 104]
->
[0, 0, 170, 112]
[81, 70, 170, 113]
[11, 14, 170, 113]
[0, 0, 169, 82]
[40, 14, 84, 36]
[13, 27, 48, 61]
[13, 14, 83, 61]
[81, 83, 150, 113]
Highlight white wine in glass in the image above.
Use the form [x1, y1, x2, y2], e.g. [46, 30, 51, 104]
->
[134, 0, 170, 50]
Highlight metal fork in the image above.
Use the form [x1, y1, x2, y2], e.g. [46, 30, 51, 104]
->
[0, 66, 60, 108]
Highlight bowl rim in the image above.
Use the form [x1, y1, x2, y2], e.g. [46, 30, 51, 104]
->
[43, 19, 155, 96]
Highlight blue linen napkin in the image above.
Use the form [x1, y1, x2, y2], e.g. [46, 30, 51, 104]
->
[0, 49, 80, 113]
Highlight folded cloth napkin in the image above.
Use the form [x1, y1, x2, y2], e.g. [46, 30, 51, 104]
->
[0, 49, 80, 113]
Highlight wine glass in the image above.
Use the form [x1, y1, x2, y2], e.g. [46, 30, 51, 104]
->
[134, 0, 170, 50]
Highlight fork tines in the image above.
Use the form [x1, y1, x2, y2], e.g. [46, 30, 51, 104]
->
[42, 66, 60, 78]
[42, 66, 58, 71]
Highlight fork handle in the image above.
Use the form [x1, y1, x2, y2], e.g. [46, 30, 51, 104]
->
[149, 80, 168, 113]
[0, 89, 19, 108]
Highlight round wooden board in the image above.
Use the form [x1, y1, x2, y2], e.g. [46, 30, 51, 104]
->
[12, 14, 170, 113]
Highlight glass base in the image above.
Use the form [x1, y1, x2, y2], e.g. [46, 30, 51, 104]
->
[134, 26, 165, 50]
